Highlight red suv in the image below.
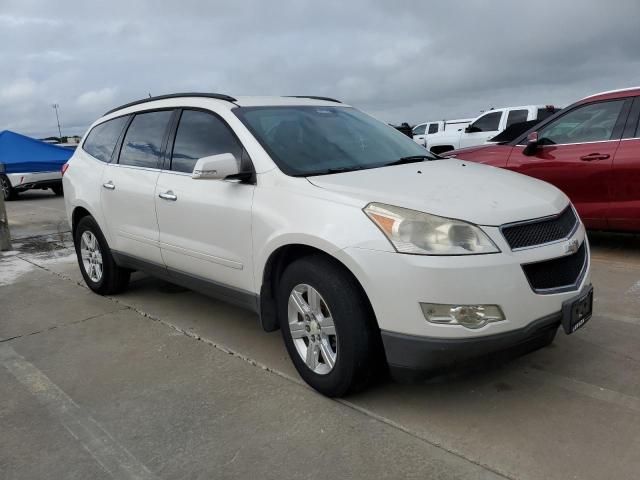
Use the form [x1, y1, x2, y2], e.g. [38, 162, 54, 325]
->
[444, 87, 640, 232]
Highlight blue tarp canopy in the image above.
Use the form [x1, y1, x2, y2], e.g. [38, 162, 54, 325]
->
[0, 130, 73, 174]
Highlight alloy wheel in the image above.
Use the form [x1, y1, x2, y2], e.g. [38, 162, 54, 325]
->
[287, 283, 338, 375]
[80, 231, 103, 282]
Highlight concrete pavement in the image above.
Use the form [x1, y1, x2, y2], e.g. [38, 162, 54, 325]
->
[1, 193, 639, 480]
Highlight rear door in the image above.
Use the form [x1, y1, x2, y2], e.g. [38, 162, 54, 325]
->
[155, 108, 255, 293]
[100, 109, 174, 264]
[608, 97, 640, 231]
[506, 98, 630, 229]
[459, 110, 503, 148]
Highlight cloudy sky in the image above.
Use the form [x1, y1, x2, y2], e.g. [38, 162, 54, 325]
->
[1, 0, 639, 138]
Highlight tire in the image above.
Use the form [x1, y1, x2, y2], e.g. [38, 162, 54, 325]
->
[0, 175, 16, 201]
[277, 255, 380, 397]
[51, 184, 63, 196]
[74, 215, 130, 295]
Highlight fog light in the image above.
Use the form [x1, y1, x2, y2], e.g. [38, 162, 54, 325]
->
[420, 303, 505, 329]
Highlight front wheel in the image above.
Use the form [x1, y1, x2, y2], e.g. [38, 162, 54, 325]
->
[278, 255, 380, 397]
[74, 216, 130, 295]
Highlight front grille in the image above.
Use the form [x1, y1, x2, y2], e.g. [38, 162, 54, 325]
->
[522, 242, 587, 293]
[502, 207, 578, 250]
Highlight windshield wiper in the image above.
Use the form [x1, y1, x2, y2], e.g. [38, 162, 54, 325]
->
[383, 155, 433, 167]
[301, 166, 366, 177]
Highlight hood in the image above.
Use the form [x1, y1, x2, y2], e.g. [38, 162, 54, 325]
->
[307, 159, 568, 226]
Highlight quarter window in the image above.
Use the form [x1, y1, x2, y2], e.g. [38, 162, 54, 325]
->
[119, 110, 173, 168]
[82, 116, 128, 162]
[171, 110, 243, 173]
[428, 123, 439, 134]
[506, 109, 528, 128]
[470, 111, 501, 132]
[538, 100, 625, 145]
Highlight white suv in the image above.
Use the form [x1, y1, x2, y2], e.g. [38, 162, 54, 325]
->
[63, 93, 593, 396]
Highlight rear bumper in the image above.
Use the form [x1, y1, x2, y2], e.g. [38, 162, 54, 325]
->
[6, 172, 61, 191]
[382, 311, 561, 381]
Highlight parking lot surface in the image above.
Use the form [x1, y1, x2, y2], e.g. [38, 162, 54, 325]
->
[1, 192, 639, 480]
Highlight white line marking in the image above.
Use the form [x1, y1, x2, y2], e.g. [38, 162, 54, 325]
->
[0, 344, 157, 480]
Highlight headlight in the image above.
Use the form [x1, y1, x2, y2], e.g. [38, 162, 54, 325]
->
[364, 203, 499, 255]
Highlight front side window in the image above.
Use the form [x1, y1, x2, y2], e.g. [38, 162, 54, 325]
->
[235, 106, 433, 176]
[171, 110, 243, 173]
[428, 123, 439, 134]
[506, 109, 529, 128]
[412, 124, 426, 135]
[118, 110, 173, 168]
[82, 116, 128, 162]
[470, 111, 502, 132]
[538, 100, 625, 145]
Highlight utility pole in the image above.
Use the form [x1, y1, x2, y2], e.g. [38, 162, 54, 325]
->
[52, 103, 62, 139]
[0, 187, 11, 251]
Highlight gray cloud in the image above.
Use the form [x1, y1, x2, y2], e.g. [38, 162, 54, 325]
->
[0, 0, 639, 137]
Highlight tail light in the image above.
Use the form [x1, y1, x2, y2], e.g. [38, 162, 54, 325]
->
[61, 163, 69, 176]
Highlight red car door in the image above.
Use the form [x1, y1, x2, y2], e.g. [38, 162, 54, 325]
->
[608, 97, 640, 231]
[506, 99, 630, 230]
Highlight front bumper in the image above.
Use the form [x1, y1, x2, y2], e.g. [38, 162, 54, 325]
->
[337, 223, 590, 339]
[381, 309, 561, 380]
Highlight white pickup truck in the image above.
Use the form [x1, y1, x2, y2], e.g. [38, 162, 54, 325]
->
[412, 118, 472, 147]
[426, 105, 558, 154]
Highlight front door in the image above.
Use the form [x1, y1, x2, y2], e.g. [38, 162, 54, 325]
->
[506, 99, 629, 229]
[155, 109, 255, 293]
[100, 109, 174, 265]
[459, 110, 503, 148]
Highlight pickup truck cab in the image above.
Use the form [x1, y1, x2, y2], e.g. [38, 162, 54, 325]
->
[427, 105, 558, 154]
[412, 118, 472, 147]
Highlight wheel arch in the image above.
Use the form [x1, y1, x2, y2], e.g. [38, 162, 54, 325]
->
[258, 243, 379, 337]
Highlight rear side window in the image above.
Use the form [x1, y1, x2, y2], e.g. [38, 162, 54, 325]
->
[470, 111, 501, 132]
[537, 107, 559, 122]
[171, 110, 243, 173]
[428, 123, 439, 134]
[119, 111, 173, 168]
[506, 109, 528, 128]
[82, 116, 128, 162]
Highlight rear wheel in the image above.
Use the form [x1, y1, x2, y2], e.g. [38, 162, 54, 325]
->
[278, 255, 380, 397]
[51, 184, 63, 196]
[0, 175, 16, 201]
[74, 216, 130, 295]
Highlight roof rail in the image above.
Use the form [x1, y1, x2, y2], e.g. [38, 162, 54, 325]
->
[285, 95, 342, 103]
[103, 92, 238, 116]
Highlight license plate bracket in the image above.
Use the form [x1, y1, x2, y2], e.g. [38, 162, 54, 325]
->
[561, 285, 593, 334]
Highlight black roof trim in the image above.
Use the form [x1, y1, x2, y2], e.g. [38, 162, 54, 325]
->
[285, 96, 342, 103]
[104, 93, 238, 116]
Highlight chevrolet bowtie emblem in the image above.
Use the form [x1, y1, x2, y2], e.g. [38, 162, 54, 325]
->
[565, 239, 580, 254]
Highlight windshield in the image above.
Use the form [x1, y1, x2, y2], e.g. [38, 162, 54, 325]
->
[234, 106, 435, 176]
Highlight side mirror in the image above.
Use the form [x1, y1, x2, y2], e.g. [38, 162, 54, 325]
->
[522, 131, 539, 156]
[192, 153, 240, 180]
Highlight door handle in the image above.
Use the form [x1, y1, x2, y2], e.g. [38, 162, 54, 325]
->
[580, 153, 610, 161]
[102, 181, 115, 190]
[158, 190, 177, 201]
